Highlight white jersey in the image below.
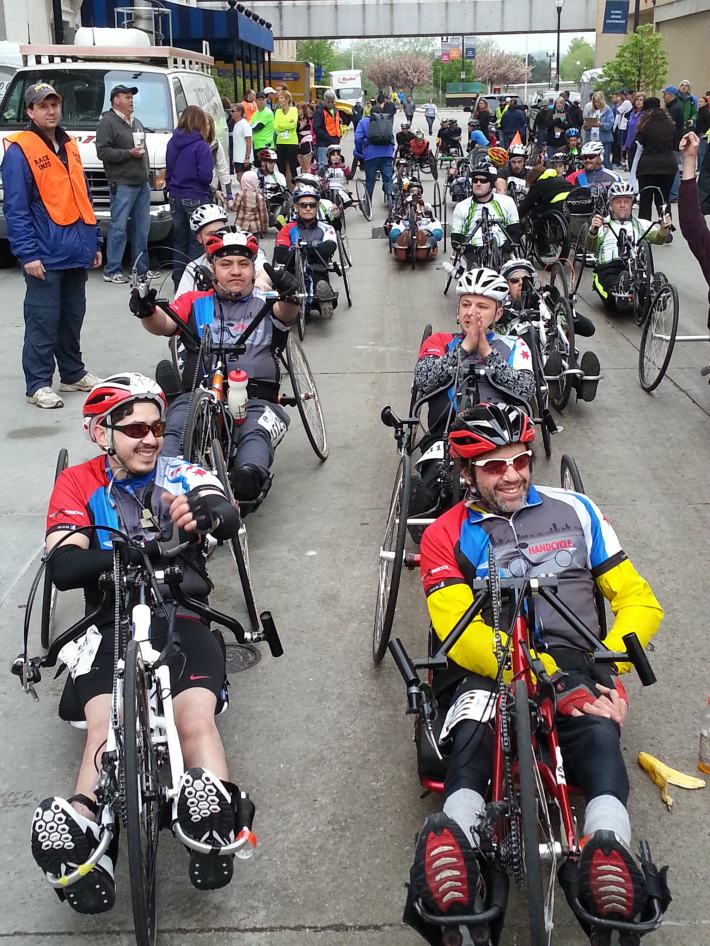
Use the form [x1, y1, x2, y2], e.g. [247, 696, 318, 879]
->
[451, 193, 519, 247]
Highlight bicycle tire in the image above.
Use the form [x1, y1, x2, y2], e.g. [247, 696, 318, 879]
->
[182, 389, 217, 468]
[638, 282, 679, 393]
[40, 447, 69, 650]
[409, 205, 417, 271]
[295, 249, 307, 341]
[559, 454, 585, 492]
[533, 211, 570, 268]
[571, 223, 588, 296]
[373, 454, 412, 665]
[548, 294, 576, 413]
[514, 679, 548, 946]
[123, 638, 160, 946]
[284, 333, 328, 461]
[211, 437, 259, 632]
[632, 241, 653, 327]
[443, 187, 448, 252]
[355, 178, 372, 221]
[337, 232, 352, 307]
[529, 334, 552, 458]
[339, 217, 353, 268]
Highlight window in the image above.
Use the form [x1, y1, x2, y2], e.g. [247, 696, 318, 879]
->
[172, 78, 187, 120]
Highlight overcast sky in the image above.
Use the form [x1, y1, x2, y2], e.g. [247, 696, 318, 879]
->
[340, 33, 596, 56]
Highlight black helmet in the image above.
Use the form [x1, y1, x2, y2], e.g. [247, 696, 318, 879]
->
[449, 403, 535, 459]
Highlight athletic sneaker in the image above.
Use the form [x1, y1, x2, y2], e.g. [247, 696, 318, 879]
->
[103, 272, 129, 284]
[59, 372, 101, 393]
[31, 797, 115, 913]
[315, 279, 337, 320]
[27, 387, 63, 409]
[410, 812, 483, 916]
[177, 768, 236, 890]
[578, 830, 648, 922]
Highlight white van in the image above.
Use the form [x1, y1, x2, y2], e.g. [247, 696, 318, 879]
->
[0, 34, 228, 265]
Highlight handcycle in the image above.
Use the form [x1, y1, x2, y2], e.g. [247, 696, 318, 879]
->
[12, 526, 284, 946]
[442, 209, 516, 294]
[386, 194, 443, 271]
[436, 137, 464, 171]
[321, 181, 354, 271]
[519, 204, 571, 268]
[260, 179, 292, 231]
[564, 185, 608, 294]
[288, 237, 352, 333]
[389, 546, 665, 946]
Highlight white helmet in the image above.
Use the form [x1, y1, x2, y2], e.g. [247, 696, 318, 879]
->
[456, 267, 509, 301]
[190, 203, 229, 233]
[82, 373, 166, 445]
[293, 173, 321, 188]
[581, 140, 604, 157]
[500, 257, 535, 281]
[326, 143, 342, 154]
[293, 185, 321, 201]
[508, 143, 527, 158]
[607, 181, 636, 200]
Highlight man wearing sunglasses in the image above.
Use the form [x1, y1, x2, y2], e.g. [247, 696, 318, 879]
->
[405, 402, 665, 944]
[449, 162, 521, 271]
[566, 140, 622, 189]
[32, 373, 245, 913]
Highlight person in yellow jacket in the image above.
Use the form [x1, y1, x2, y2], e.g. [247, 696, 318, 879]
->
[273, 90, 299, 187]
[406, 403, 665, 938]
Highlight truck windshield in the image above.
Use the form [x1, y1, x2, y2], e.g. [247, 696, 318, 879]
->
[336, 88, 361, 102]
[0, 69, 172, 131]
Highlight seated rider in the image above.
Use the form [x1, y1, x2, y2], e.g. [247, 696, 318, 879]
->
[245, 148, 289, 226]
[396, 120, 415, 154]
[516, 164, 573, 221]
[567, 140, 622, 189]
[410, 129, 431, 161]
[131, 230, 299, 505]
[494, 142, 528, 196]
[438, 118, 462, 155]
[588, 181, 672, 312]
[563, 126, 582, 165]
[388, 178, 443, 260]
[407, 402, 665, 941]
[318, 144, 354, 209]
[500, 257, 601, 403]
[274, 185, 339, 319]
[467, 118, 490, 155]
[31, 374, 244, 912]
[450, 162, 521, 270]
[177, 203, 271, 296]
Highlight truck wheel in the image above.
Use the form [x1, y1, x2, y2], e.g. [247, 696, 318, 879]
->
[0, 239, 16, 269]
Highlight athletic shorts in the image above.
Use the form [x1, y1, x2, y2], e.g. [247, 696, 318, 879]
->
[58, 612, 226, 721]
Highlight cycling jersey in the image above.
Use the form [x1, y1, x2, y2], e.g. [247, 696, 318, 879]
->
[420, 489, 663, 679]
[170, 288, 290, 394]
[410, 138, 430, 159]
[451, 194, 519, 247]
[275, 217, 337, 250]
[588, 215, 667, 266]
[567, 166, 622, 188]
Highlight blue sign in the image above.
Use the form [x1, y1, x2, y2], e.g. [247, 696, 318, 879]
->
[314, 66, 325, 83]
[602, 0, 629, 33]
[465, 45, 476, 60]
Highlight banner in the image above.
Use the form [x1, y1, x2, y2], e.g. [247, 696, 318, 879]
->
[602, 0, 629, 33]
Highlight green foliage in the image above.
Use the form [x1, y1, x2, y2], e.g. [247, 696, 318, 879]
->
[600, 25, 668, 94]
[212, 68, 240, 104]
[432, 58, 475, 93]
[296, 39, 338, 73]
[561, 38, 595, 83]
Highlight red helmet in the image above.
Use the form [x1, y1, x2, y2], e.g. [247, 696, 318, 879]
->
[83, 373, 166, 444]
[448, 403, 535, 459]
[205, 229, 259, 261]
[257, 147, 278, 162]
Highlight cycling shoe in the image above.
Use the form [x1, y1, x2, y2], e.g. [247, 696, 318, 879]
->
[578, 830, 648, 922]
[31, 797, 115, 914]
[410, 812, 483, 917]
[177, 768, 236, 890]
[231, 463, 269, 502]
[578, 351, 601, 402]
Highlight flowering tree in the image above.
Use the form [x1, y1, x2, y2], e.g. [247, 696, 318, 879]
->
[474, 51, 532, 89]
[366, 54, 432, 95]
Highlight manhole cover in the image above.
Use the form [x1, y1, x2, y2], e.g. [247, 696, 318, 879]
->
[225, 643, 261, 673]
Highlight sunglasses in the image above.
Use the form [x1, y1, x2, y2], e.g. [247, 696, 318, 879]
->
[107, 421, 167, 439]
[583, 156, 598, 161]
[471, 450, 532, 476]
[472, 177, 490, 184]
[298, 201, 318, 209]
[508, 276, 525, 285]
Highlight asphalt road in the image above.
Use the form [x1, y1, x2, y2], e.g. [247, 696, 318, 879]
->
[1, 114, 710, 945]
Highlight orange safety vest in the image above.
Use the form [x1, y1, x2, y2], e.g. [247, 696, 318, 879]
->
[5, 130, 96, 226]
[242, 100, 257, 121]
[324, 107, 341, 139]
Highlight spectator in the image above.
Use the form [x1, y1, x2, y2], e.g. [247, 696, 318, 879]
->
[231, 103, 253, 182]
[613, 89, 633, 168]
[403, 95, 415, 124]
[678, 133, 710, 329]
[662, 85, 685, 201]
[499, 99, 527, 149]
[677, 80, 698, 128]
[274, 89, 299, 187]
[583, 91, 614, 167]
[205, 113, 232, 206]
[635, 99, 678, 221]
[165, 105, 213, 289]
[262, 86, 278, 111]
[424, 97, 438, 135]
[224, 96, 235, 165]
[297, 102, 314, 173]
[696, 93, 710, 168]
[354, 102, 394, 204]
[233, 171, 269, 238]
[533, 96, 554, 149]
[547, 95, 571, 158]
[95, 83, 150, 284]
[242, 88, 257, 122]
[474, 97, 493, 140]
[566, 93, 584, 130]
[313, 89, 342, 167]
[250, 91, 275, 153]
[624, 92, 645, 170]
[2, 82, 101, 409]
[351, 100, 363, 133]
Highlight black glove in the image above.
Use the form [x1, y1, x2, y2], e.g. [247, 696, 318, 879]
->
[263, 262, 298, 301]
[186, 490, 221, 535]
[129, 285, 157, 319]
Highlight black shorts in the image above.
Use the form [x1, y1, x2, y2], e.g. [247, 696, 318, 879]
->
[276, 143, 299, 176]
[58, 612, 226, 722]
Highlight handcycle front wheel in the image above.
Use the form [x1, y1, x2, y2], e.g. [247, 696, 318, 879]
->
[123, 638, 161, 946]
[182, 388, 217, 470]
[40, 447, 69, 650]
[294, 249, 308, 341]
[355, 177, 373, 222]
[560, 454, 585, 492]
[638, 282, 679, 393]
[373, 454, 412, 665]
[337, 232, 352, 307]
[283, 333, 328, 461]
[529, 334, 553, 458]
[632, 241, 654, 328]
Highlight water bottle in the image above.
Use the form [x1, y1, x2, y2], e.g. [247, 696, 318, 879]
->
[699, 696, 710, 774]
[227, 369, 249, 426]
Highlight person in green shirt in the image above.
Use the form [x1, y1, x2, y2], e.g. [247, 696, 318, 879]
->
[273, 89, 299, 187]
[250, 91, 275, 152]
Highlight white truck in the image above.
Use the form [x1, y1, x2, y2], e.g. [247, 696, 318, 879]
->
[328, 69, 363, 107]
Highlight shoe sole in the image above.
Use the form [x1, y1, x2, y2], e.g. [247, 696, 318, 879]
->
[31, 799, 115, 914]
[578, 833, 646, 921]
[579, 353, 601, 402]
[177, 769, 235, 891]
[27, 396, 63, 408]
[411, 813, 481, 916]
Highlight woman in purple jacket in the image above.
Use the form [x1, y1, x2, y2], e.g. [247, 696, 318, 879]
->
[166, 106, 214, 288]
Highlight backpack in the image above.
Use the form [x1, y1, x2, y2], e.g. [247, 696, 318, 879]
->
[367, 113, 394, 146]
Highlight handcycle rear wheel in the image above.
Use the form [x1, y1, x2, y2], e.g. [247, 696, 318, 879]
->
[560, 454, 585, 492]
[355, 177, 373, 222]
[123, 638, 161, 946]
[432, 181, 443, 222]
[529, 336, 553, 458]
[337, 232, 352, 307]
[40, 447, 69, 650]
[514, 678, 553, 946]
[283, 333, 328, 461]
[533, 210, 570, 268]
[545, 269, 576, 413]
[638, 282, 679, 393]
[632, 241, 654, 327]
[571, 223, 589, 296]
[294, 248, 308, 341]
[373, 454, 412, 665]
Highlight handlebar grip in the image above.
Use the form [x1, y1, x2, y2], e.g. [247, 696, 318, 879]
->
[260, 611, 284, 659]
[622, 632, 656, 687]
[388, 637, 417, 684]
[380, 406, 400, 429]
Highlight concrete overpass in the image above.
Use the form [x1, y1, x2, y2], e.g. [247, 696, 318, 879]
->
[247, 0, 596, 39]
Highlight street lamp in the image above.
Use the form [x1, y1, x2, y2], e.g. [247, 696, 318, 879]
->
[546, 52, 554, 88]
[554, 0, 565, 92]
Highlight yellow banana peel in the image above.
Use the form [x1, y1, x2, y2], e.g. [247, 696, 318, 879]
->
[637, 752, 706, 811]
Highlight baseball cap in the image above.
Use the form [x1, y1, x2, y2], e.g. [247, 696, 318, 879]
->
[110, 84, 139, 100]
[262, 86, 276, 94]
[255, 90, 266, 99]
[24, 82, 62, 107]
[662, 85, 678, 95]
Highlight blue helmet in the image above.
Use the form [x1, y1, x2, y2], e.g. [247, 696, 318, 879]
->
[565, 127, 580, 139]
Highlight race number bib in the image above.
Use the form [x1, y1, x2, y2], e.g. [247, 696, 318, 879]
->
[439, 688, 496, 743]
[58, 625, 102, 681]
[257, 405, 288, 446]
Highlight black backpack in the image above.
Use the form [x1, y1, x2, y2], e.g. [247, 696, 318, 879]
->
[367, 113, 394, 146]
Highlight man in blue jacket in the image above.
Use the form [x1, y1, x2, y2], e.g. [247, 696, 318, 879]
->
[354, 103, 395, 205]
[2, 82, 102, 409]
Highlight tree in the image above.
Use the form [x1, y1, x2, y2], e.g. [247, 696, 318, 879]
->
[560, 38, 595, 83]
[529, 54, 553, 86]
[474, 49, 533, 89]
[296, 39, 338, 74]
[432, 58, 475, 92]
[366, 54, 432, 95]
[600, 25, 668, 93]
